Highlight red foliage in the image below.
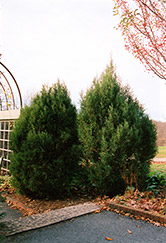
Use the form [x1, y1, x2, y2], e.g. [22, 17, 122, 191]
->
[113, 0, 166, 79]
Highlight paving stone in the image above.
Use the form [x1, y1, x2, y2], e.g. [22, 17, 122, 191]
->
[107, 202, 166, 225]
[5, 202, 101, 236]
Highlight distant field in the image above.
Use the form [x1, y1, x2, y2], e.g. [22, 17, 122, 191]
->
[156, 146, 166, 158]
[150, 163, 166, 174]
[150, 146, 166, 174]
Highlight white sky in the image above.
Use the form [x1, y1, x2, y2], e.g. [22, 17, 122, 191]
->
[1, 0, 166, 121]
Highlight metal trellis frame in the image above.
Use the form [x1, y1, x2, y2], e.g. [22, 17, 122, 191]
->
[0, 61, 22, 174]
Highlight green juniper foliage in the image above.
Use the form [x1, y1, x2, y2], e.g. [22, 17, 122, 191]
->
[78, 62, 157, 196]
[10, 82, 79, 198]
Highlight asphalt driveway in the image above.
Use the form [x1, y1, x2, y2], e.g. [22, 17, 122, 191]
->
[6, 210, 166, 243]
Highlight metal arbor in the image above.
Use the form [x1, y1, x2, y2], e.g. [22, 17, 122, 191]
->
[0, 61, 22, 174]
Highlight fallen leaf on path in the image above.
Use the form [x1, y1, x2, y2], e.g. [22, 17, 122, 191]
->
[105, 237, 113, 241]
[94, 206, 108, 214]
[136, 225, 140, 228]
[127, 229, 132, 234]
[94, 209, 101, 213]
[153, 222, 160, 227]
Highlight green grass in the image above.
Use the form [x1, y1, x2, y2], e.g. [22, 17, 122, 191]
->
[151, 146, 166, 175]
[150, 163, 166, 174]
[156, 146, 166, 158]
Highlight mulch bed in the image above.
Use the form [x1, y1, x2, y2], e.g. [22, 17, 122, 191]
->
[1, 185, 166, 227]
[102, 190, 166, 217]
[1, 187, 97, 217]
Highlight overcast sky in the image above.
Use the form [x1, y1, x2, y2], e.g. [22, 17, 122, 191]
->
[1, 0, 166, 121]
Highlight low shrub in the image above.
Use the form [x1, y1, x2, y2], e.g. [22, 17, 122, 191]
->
[146, 171, 166, 195]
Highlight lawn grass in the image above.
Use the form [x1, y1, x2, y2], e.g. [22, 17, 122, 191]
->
[150, 163, 166, 174]
[156, 146, 166, 158]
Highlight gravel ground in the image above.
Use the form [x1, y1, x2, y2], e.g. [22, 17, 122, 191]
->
[6, 210, 166, 243]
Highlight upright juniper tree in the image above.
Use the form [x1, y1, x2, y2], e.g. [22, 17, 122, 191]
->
[78, 62, 157, 196]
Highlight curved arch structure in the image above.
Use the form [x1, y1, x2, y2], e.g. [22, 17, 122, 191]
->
[0, 62, 22, 110]
[0, 61, 22, 174]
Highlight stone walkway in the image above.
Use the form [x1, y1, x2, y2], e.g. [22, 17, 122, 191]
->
[4, 202, 101, 236]
[152, 158, 166, 163]
[6, 210, 166, 243]
[0, 201, 22, 222]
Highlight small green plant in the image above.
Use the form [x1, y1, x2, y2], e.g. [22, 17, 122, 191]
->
[146, 171, 166, 195]
[0, 176, 11, 191]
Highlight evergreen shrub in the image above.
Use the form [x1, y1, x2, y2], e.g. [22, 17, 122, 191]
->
[10, 82, 79, 198]
[78, 62, 157, 196]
